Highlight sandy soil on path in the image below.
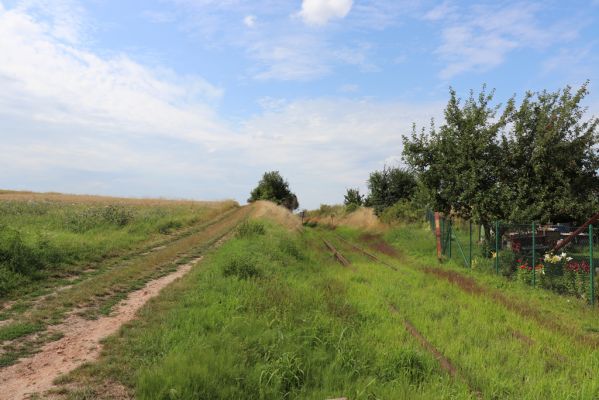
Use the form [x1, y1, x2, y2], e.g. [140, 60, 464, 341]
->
[0, 257, 200, 400]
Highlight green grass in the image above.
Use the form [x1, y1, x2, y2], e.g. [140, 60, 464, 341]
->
[0, 198, 237, 299]
[62, 222, 465, 399]
[34, 221, 599, 399]
[0, 204, 247, 369]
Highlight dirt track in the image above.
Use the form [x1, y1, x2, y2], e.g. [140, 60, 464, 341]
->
[0, 205, 251, 399]
[0, 258, 199, 399]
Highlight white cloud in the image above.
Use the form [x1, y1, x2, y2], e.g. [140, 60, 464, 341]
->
[243, 14, 256, 28]
[431, 3, 580, 79]
[238, 98, 442, 206]
[299, 0, 353, 26]
[0, 1, 444, 208]
[14, 0, 87, 44]
[248, 35, 332, 80]
[0, 4, 226, 144]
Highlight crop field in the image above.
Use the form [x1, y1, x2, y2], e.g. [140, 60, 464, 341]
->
[1, 194, 599, 399]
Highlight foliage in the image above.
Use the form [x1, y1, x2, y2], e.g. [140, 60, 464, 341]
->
[343, 188, 364, 207]
[366, 166, 417, 216]
[379, 199, 425, 224]
[403, 86, 510, 240]
[500, 83, 599, 223]
[403, 83, 599, 239]
[248, 171, 299, 211]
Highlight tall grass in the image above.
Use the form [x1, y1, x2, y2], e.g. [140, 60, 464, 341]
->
[71, 221, 461, 399]
[0, 198, 237, 297]
[57, 222, 599, 399]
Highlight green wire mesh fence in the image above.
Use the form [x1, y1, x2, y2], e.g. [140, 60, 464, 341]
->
[426, 211, 598, 306]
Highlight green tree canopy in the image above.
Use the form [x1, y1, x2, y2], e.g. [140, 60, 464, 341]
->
[366, 167, 417, 216]
[402, 82, 599, 238]
[501, 83, 599, 223]
[343, 188, 364, 206]
[248, 171, 299, 211]
[403, 86, 510, 239]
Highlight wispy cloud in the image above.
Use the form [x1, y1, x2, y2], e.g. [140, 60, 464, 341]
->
[0, 3, 225, 144]
[0, 1, 442, 207]
[148, 0, 406, 81]
[427, 2, 581, 79]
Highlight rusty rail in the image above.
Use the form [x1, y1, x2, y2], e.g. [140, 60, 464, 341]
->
[322, 239, 351, 267]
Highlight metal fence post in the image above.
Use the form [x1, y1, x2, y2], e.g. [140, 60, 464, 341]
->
[469, 220, 472, 269]
[448, 221, 452, 258]
[590, 224, 595, 306]
[441, 218, 446, 255]
[532, 222, 536, 287]
[495, 221, 499, 275]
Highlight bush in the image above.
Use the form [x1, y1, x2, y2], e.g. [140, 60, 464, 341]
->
[345, 203, 360, 213]
[236, 221, 266, 238]
[379, 200, 423, 224]
[223, 256, 262, 279]
[0, 229, 44, 275]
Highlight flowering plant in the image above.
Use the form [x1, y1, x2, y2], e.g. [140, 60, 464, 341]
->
[566, 260, 590, 273]
[543, 252, 572, 264]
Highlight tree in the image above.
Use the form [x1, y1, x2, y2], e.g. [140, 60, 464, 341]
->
[403, 86, 510, 242]
[248, 171, 299, 211]
[343, 188, 364, 206]
[366, 166, 417, 215]
[501, 83, 599, 224]
[402, 83, 599, 242]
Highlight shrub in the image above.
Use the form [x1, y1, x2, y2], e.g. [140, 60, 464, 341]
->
[345, 203, 360, 213]
[223, 256, 262, 279]
[236, 221, 266, 238]
[379, 199, 423, 224]
[0, 229, 43, 275]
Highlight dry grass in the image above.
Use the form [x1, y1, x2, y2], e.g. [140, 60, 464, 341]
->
[0, 190, 237, 208]
[248, 200, 302, 231]
[309, 207, 387, 232]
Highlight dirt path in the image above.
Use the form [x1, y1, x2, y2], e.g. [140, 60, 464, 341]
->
[0, 256, 201, 400]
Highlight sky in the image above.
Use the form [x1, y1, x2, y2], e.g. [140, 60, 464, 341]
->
[0, 0, 598, 209]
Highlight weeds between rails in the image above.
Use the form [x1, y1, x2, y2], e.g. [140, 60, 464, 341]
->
[321, 231, 482, 398]
[336, 227, 599, 349]
[52, 221, 469, 400]
[324, 228, 596, 398]
[40, 223, 599, 399]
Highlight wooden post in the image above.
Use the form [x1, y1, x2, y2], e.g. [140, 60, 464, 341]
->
[435, 212, 442, 260]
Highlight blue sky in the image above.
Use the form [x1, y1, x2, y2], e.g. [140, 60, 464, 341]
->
[1, 0, 598, 208]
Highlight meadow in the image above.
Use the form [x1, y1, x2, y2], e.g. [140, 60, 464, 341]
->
[52, 217, 599, 399]
[0, 191, 237, 298]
